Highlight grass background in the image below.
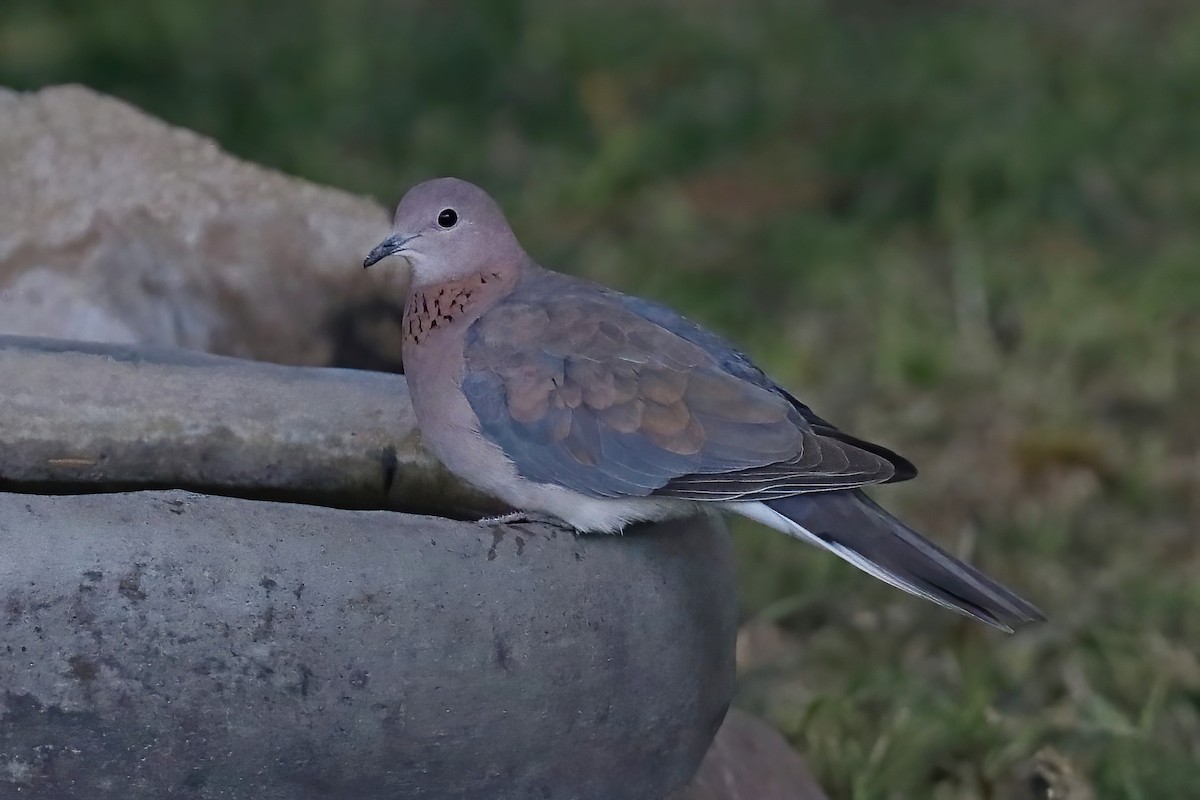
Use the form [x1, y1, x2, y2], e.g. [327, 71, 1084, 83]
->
[3, 1, 1198, 796]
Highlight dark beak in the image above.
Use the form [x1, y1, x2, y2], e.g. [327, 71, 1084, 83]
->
[363, 233, 418, 269]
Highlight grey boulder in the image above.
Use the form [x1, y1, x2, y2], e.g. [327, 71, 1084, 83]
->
[672, 710, 829, 800]
[0, 85, 400, 369]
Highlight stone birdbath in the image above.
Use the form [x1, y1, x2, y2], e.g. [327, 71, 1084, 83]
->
[0, 85, 827, 800]
[0, 335, 737, 800]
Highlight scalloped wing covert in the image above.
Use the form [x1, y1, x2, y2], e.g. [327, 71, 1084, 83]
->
[461, 270, 905, 501]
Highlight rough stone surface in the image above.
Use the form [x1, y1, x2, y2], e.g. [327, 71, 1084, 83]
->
[0, 85, 404, 369]
[0, 490, 738, 800]
[673, 710, 829, 800]
[0, 335, 500, 518]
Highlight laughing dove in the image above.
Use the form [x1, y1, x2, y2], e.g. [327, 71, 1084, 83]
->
[364, 178, 1043, 631]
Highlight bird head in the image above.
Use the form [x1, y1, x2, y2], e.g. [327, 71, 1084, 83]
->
[363, 177, 524, 287]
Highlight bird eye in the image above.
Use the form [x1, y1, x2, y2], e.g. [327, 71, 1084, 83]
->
[437, 208, 458, 228]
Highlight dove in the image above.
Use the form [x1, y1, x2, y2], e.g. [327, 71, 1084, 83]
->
[364, 178, 1043, 631]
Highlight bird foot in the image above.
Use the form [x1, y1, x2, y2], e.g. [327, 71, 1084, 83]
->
[478, 511, 575, 532]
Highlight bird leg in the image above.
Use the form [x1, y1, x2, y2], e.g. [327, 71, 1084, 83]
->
[477, 510, 576, 532]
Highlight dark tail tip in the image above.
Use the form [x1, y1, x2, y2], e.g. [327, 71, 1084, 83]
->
[767, 491, 1044, 632]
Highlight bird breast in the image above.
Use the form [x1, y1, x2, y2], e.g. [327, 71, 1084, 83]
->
[402, 270, 505, 347]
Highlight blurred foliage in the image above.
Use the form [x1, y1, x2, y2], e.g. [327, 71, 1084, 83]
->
[4, 0, 1200, 797]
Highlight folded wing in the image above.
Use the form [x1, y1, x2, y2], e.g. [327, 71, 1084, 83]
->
[462, 272, 908, 500]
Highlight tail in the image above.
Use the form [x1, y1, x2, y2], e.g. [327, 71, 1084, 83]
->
[732, 490, 1044, 632]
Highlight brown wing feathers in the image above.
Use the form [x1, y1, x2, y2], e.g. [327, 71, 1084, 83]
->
[461, 271, 903, 501]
